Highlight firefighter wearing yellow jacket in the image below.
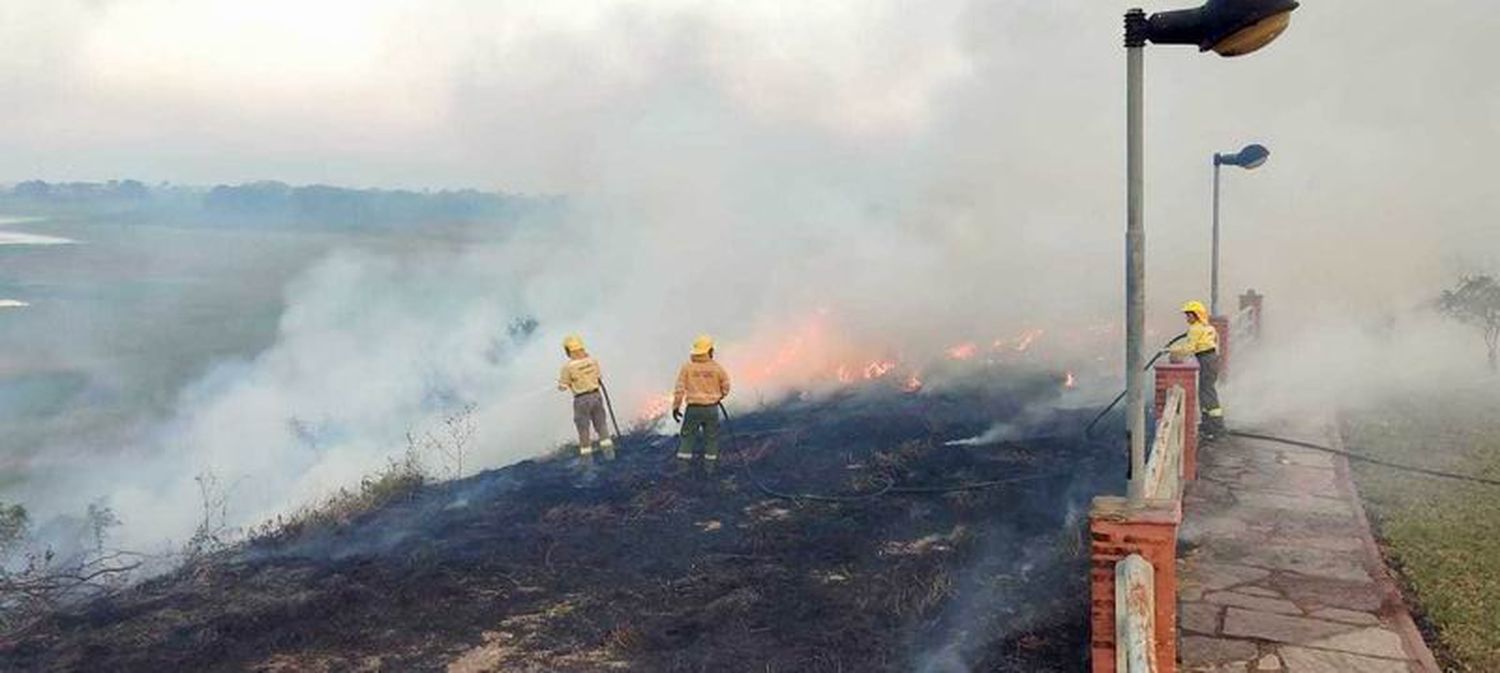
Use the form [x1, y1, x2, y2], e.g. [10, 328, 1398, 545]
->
[1170, 301, 1225, 439]
[671, 335, 731, 470]
[558, 335, 615, 460]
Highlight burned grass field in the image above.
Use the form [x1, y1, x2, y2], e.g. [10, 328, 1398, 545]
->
[1, 371, 1119, 672]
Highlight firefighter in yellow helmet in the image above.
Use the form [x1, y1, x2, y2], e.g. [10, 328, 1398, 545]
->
[1169, 301, 1225, 439]
[558, 335, 615, 461]
[671, 335, 731, 471]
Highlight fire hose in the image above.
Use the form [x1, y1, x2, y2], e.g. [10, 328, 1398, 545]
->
[710, 413, 1500, 504]
[598, 379, 624, 442]
[1083, 333, 1187, 440]
[1227, 431, 1500, 488]
[1076, 336, 1500, 487]
[687, 332, 1500, 500]
[717, 403, 1101, 503]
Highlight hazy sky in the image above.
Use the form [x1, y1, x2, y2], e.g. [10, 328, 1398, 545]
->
[6, 0, 1500, 421]
[3, 0, 978, 191]
[4, 1, 1497, 303]
[2, 2, 1492, 184]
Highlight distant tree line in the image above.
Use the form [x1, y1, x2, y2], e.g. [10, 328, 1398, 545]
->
[199, 181, 543, 227]
[0, 179, 559, 230]
[9, 179, 149, 202]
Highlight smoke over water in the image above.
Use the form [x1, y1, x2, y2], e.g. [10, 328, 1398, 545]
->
[6, 2, 1134, 553]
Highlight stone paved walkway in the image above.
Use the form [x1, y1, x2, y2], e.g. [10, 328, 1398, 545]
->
[1177, 418, 1441, 673]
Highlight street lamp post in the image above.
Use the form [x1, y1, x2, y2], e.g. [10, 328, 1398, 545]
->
[1121, 0, 1297, 504]
[1211, 144, 1270, 315]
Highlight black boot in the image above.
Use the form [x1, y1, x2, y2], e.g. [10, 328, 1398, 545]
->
[1205, 417, 1227, 441]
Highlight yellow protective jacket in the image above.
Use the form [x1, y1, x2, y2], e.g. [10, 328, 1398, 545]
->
[673, 355, 731, 407]
[558, 356, 602, 395]
[1171, 321, 1219, 358]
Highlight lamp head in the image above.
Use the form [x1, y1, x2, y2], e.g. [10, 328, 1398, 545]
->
[1145, 0, 1300, 57]
[1216, 143, 1270, 169]
[1211, 9, 1293, 56]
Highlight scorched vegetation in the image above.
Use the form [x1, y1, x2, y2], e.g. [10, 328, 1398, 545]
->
[1, 371, 1110, 672]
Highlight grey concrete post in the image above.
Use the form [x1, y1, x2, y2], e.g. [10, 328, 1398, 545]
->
[1211, 157, 1222, 316]
[1125, 9, 1147, 503]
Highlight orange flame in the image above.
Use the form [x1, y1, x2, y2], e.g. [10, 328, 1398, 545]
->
[863, 360, 897, 379]
[1013, 328, 1044, 352]
[651, 311, 1112, 414]
[638, 392, 675, 421]
[946, 342, 978, 360]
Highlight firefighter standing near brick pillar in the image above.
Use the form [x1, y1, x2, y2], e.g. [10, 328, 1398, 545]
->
[671, 335, 731, 473]
[558, 335, 615, 461]
[1170, 301, 1226, 439]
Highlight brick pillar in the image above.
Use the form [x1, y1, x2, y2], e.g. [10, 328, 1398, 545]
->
[1090, 497, 1181, 673]
[1238, 289, 1263, 339]
[1209, 315, 1230, 380]
[1155, 359, 1200, 480]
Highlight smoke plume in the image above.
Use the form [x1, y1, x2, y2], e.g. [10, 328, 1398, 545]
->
[1, 0, 1499, 627]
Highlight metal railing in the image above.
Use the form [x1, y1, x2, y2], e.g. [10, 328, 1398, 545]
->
[1142, 385, 1186, 500]
[1116, 553, 1159, 672]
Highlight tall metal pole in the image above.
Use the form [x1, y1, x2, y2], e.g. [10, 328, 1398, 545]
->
[1211, 157, 1222, 315]
[1124, 9, 1148, 503]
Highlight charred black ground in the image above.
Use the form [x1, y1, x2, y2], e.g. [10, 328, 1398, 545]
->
[1, 371, 1121, 672]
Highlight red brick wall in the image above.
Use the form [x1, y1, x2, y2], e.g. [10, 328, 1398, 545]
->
[1154, 360, 1200, 481]
[1089, 497, 1181, 673]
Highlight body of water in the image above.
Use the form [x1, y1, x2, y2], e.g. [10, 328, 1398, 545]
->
[0, 215, 357, 476]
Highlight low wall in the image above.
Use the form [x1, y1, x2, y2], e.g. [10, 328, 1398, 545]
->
[1087, 292, 1262, 673]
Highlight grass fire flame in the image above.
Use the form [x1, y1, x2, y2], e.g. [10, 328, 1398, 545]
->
[629, 313, 1108, 422]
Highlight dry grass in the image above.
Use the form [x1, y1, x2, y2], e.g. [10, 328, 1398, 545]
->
[869, 440, 928, 472]
[248, 408, 482, 544]
[627, 489, 680, 519]
[845, 469, 893, 493]
[603, 623, 645, 655]
[887, 565, 955, 618]
[250, 451, 427, 542]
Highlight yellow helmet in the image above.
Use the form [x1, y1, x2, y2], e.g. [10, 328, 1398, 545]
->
[690, 334, 715, 356]
[562, 335, 585, 353]
[1181, 301, 1209, 321]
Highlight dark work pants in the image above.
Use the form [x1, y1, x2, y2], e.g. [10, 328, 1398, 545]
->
[1196, 350, 1223, 431]
[678, 404, 721, 460]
